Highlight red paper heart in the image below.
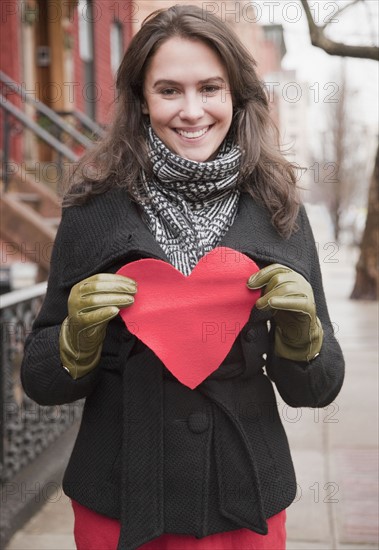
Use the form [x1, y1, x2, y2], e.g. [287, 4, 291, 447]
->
[117, 247, 260, 389]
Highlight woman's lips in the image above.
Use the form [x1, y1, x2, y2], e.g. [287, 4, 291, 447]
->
[174, 124, 214, 139]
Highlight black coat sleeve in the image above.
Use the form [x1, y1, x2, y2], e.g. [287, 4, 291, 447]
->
[265, 206, 345, 408]
[21, 208, 110, 406]
[21, 325, 102, 406]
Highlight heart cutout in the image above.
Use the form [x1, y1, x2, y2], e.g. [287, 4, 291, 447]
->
[117, 247, 260, 389]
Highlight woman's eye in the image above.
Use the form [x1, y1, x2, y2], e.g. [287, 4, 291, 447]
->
[202, 85, 220, 94]
[161, 88, 179, 96]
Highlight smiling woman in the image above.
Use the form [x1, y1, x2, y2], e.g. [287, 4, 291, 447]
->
[21, 4, 344, 550]
[62, 3, 299, 238]
[141, 37, 233, 162]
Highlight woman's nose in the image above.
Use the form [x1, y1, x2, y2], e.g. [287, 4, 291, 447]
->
[179, 93, 205, 120]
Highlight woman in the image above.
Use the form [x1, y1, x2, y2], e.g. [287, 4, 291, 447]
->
[21, 5, 344, 550]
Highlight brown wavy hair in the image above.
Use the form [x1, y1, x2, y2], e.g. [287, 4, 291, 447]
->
[63, 4, 299, 237]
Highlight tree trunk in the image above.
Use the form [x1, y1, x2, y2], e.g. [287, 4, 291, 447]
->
[350, 144, 379, 300]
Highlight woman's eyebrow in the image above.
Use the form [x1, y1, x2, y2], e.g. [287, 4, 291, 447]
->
[199, 77, 226, 84]
[152, 76, 226, 89]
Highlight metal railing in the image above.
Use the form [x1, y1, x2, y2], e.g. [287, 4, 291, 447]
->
[0, 71, 93, 149]
[73, 109, 106, 139]
[0, 285, 83, 484]
[0, 70, 102, 191]
[0, 94, 78, 191]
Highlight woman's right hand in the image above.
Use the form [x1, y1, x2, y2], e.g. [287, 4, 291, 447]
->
[59, 273, 137, 379]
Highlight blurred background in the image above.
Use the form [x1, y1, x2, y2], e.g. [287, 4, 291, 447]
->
[1, 0, 378, 292]
[0, 1, 378, 549]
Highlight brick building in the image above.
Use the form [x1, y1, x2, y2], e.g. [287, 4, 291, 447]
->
[0, 0, 133, 163]
[0, 1, 134, 288]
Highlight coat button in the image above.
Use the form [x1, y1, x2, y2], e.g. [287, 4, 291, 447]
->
[187, 412, 209, 433]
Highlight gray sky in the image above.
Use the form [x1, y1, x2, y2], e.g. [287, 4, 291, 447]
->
[259, 0, 378, 135]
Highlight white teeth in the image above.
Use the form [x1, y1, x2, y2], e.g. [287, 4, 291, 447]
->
[176, 126, 209, 138]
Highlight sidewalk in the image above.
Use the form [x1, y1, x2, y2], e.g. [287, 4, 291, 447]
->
[5, 243, 379, 550]
[284, 243, 378, 549]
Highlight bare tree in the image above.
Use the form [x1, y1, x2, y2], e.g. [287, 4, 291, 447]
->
[301, 0, 378, 60]
[315, 62, 368, 242]
[351, 146, 379, 299]
[301, 0, 379, 300]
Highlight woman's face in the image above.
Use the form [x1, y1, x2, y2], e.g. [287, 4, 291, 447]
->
[142, 37, 233, 162]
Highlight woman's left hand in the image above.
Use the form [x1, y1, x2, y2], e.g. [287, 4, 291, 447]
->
[247, 264, 323, 362]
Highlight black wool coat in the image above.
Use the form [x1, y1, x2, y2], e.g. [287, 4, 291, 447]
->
[21, 189, 344, 550]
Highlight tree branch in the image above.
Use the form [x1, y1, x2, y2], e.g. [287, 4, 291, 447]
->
[322, 0, 362, 29]
[300, 0, 379, 61]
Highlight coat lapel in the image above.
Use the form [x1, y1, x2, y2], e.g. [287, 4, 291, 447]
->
[59, 190, 169, 287]
[126, 198, 171, 262]
[218, 193, 309, 279]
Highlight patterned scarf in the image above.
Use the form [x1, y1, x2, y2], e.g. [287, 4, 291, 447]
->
[135, 126, 242, 275]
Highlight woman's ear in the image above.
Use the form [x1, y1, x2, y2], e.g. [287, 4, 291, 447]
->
[141, 100, 149, 115]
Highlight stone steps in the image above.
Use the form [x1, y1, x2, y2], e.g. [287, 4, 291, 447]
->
[0, 162, 62, 286]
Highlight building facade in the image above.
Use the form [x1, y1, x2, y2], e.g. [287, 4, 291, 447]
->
[1, 0, 133, 163]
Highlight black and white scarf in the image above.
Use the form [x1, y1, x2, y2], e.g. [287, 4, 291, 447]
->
[135, 126, 242, 276]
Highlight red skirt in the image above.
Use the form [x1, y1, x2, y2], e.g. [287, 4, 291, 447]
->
[71, 500, 286, 550]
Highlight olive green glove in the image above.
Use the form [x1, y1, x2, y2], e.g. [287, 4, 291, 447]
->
[247, 264, 323, 362]
[59, 273, 137, 380]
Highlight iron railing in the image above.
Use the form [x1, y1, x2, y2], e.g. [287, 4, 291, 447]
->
[0, 71, 93, 149]
[0, 285, 83, 484]
[0, 70, 103, 191]
[73, 109, 105, 139]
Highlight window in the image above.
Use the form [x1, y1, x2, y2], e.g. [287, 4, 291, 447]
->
[111, 20, 124, 76]
[77, 0, 96, 119]
[78, 0, 94, 63]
